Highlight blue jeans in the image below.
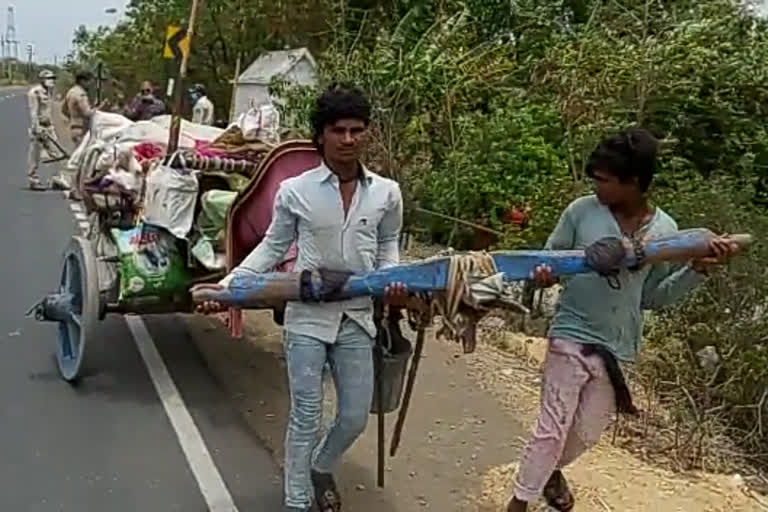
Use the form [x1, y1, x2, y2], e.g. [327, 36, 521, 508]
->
[283, 317, 374, 509]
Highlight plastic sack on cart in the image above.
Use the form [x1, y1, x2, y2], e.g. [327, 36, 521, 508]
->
[143, 161, 199, 239]
[67, 111, 134, 172]
[113, 223, 191, 299]
[237, 102, 281, 144]
[191, 190, 237, 270]
[197, 190, 237, 241]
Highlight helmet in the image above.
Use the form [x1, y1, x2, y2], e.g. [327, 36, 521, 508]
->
[192, 83, 206, 96]
[38, 69, 55, 81]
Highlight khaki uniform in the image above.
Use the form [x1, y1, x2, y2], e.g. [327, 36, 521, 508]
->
[64, 84, 94, 147]
[27, 84, 58, 179]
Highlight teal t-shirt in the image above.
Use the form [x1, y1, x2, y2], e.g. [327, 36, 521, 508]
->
[546, 195, 705, 362]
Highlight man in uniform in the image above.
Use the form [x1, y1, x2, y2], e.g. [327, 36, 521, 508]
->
[190, 84, 215, 126]
[27, 69, 68, 191]
[64, 71, 96, 148]
[63, 71, 99, 199]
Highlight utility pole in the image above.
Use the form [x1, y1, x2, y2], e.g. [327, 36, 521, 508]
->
[166, 0, 202, 155]
[0, 35, 5, 81]
[228, 54, 241, 123]
[26, 43, 33, 80]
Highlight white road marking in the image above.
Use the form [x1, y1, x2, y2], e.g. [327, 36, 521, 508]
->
[66, 197, 240, 512]
[125, 316, 239, 512]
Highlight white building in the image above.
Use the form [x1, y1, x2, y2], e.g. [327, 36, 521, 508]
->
[231, 48, 317, 122]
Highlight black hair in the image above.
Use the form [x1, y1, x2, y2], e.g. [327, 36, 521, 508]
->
[310, 82, 371, 147]
[75, 71, 94, 84]
[585, 127, 660, 192]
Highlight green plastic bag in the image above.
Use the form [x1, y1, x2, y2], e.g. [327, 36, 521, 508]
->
[197, 189, 237, 243]
[113, 223, 192, 299]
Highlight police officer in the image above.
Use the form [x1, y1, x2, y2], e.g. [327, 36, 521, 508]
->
[27, 69, 68, 191]
[190, 84, 214, 126]
[64, 71, 96, 148]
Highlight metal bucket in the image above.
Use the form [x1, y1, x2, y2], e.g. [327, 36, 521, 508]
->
[370, 345, 412, 414]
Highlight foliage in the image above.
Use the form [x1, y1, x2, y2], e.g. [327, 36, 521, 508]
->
[528, 1, 768, 184]
[640, 173, 768, 466]
[417, 97, 572, 246]
[69, 0, 333, 117]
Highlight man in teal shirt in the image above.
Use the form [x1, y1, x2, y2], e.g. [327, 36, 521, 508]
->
[507, 128, 737, 511]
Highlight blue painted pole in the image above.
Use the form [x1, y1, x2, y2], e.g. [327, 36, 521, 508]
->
[194, 229, 751, 308]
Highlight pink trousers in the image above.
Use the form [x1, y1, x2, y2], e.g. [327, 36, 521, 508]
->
[514, 338, 616, 502]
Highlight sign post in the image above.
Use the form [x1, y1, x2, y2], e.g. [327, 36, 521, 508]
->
[165, 0, 200, 156]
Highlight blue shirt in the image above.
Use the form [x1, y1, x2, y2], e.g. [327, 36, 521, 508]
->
[221, 163, 403, 343]
[547, 195, 705, 361]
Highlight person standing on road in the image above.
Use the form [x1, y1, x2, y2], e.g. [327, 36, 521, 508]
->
[123, 81, 166, 121]
[506, 128, 739, 512]
[27, 69, 68, 191]
[64, 71, 97, 148]
[194, 83, 407, 512]
[190, 84, 215, 126]
[63, 70, 101, 200]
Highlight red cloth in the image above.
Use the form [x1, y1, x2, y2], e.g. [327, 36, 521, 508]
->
[133, 142, 165, 162]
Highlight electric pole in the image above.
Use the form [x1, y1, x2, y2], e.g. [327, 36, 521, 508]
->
[26, 43, 33, 80]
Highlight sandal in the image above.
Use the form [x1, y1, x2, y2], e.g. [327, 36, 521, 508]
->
[28, 177, 47, 191]
[542, 470, 575, 511]
[311, 471, 342, 512]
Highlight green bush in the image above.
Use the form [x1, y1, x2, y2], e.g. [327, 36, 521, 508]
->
[416, 98, 575, 248]
[640, 173, 768, 467]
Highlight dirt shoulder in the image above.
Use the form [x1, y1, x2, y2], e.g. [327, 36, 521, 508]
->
[181, 311, 765, 511]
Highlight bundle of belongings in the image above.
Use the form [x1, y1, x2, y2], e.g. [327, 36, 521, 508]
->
[68, 105, 282, 304]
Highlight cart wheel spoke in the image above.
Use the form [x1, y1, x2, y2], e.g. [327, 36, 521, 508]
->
[55, 236, 100, 383]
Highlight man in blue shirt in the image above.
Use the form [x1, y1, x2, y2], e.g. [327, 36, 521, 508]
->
[507, 128, 738, 511]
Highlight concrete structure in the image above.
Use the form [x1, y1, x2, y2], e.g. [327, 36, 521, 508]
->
[231, 48, 316, 122]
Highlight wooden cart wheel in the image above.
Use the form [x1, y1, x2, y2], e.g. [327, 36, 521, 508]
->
[56, 236, 100, 383]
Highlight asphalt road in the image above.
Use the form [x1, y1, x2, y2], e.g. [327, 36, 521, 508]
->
[0, 88, 282, 511]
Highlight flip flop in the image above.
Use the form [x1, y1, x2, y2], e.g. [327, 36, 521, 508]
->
[311, 471, 342, 512]
[542, 470, 575, 511]
[28, 179, 47, 191]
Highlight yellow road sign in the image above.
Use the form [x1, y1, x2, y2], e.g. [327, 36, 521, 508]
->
[164, 25, 189, 60]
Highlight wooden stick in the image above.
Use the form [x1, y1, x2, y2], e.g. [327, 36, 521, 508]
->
[390, 328, 426, 457]
[376, 344, 386, 488]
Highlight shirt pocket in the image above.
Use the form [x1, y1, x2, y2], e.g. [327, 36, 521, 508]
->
[350, 216, 379, 267]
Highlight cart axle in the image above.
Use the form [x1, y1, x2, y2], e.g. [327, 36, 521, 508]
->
[29, 293, 77, 323]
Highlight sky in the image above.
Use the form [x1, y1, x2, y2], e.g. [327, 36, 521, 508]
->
[2, 0, 129, 64]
